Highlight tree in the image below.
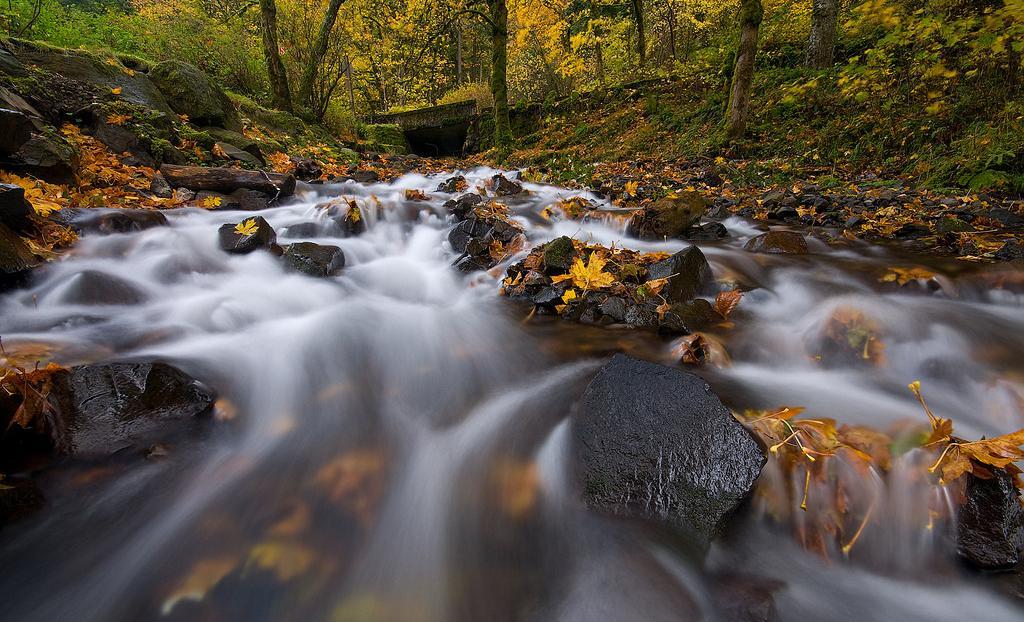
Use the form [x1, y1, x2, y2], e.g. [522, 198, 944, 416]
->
[259, 0, 292, 111]
[296, 0, 347, 112]
[629, 0, 645, 67]
[488, 0, 513, 147]
[725, 0, 762, 140]
[806, 0, 840, 69]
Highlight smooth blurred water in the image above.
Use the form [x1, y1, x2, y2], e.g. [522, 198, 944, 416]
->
[0, 168, 1021, 621]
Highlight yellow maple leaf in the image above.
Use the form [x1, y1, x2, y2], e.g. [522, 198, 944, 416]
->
[564, 254, 616, 291]
[234, 218, 259, 236]
[200, 196, 222, 209]
[624, 180, 639, 197]
[106, 113, 132, 125]
[110, 87, 122, 95]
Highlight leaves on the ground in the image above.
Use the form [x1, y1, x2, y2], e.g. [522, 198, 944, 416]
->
[234, 218, 259, 237]
[267, 151, 295, 174]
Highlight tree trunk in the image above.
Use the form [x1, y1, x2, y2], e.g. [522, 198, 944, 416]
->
[296, 0, 346, 113]
[806, 0, 840, 69]
[489, 0, 512, 148]
[258, 0, 292, 112]
[160, 164, 297, 197]
[456, 25, 463, 84]
[630, 0, 646, 68]
[725, 0, 762, 141]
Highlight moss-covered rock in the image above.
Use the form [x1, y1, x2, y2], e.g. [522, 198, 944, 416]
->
[150, 60, 241, 132]
[364, 124, 408, 154]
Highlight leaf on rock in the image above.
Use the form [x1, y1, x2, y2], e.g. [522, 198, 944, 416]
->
[714, 289, 743, 319]
[234, 218, 259, 237]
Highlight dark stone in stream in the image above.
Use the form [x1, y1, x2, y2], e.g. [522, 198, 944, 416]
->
[46, 270, 148, 305]
[658, 299, 719, 335]
[66, 208, 168, 234]
[150, 174, 173, 199]
[282, 242, 345, 277]
[626, 192, 709, 240]
[282, 222, 322, 238]
[444, 192, 483, 221]
[681, 222, 728, 241]
[623, 304, 659, 329]
[218, 216, 276, 254]
[957, 470, 1024, 570]
[48, 362, 215, 456]
[646, 246, 714, 304]
[743, 230, 808, 255]
[491, 173, 523, 196]
[573, 355, 766, 548]
[542, 236, 576, 273]
[598, 296, 627, 322]
[198, 188, 272, 211]
[0, 221, 38, 291]
[290, 156, 322, 181]
[436, 174, 467, 193]
[994, 241, 1024, 262]
[0, 183, 33, 231]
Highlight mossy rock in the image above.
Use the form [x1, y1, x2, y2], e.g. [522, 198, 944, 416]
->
[7, 39, 173, 116]
[150, 60, 241, 132]
[364, 124, 408, 154]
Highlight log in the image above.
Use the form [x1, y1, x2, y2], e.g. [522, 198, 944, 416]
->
[159, 164, 296, 197]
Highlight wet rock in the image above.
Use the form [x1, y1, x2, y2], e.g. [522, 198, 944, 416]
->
[743, 230, 808, 255]
[217, 142, 261, 167]
[627, 192, 709, 240]
[957, 470, 1024, 570]
[67, 208, 167, 235]
[8, 131, 79, 185]
[150, 60, 241, 131]
[444, 193, 483, 221]
[203, 127, 264, 162]
[0, 222, 37, 291]
[598, 296, 628, 322]
[282, 222, 322, 238]
[150, 174, 173, 199]
[531, 286, 565, 308]
[290, 156, 323, 181]
[682, 222, 728, 241]
[49, 362, 215, 455]
[449, 214, 522, 272]
[160, 164, 296, 198]
[437, 175, 467, 193]
[335, 169, 379, 184]
[50, 270, 148, 305]
[894, 223, 929, 239]
[542, 236, 576, 273]
[218, 216, 276, 254]
[491, 173, 523, 196]
[983, 208, 1024, 229]
[197, 188, 272, 212]
[994, 241, 1024, 262]
[624, 304, 659, 329]
[646, 246, 714, 304]
[0, 183, 33, 231]
[0, 477, 44, 529]
[573, 355, 766, 547]
[0, 107, 40, 155]
[659, 299, 719, 335]
[338, 204, 366, 237]
[936, 215, 972, 234]
[282, 242, 345, 277]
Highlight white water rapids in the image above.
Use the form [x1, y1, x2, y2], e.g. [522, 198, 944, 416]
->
[0, 168, 1021, 621]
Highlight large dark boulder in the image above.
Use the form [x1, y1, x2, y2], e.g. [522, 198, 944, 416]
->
[572, 355, 765, 548]
[202, 127, 264, 162]
[0, 222, 37, 291]
[958, 470, 1024, 569]
[491, 173, 523, 196]
[646, 246, 714, 304]
[743, 230, 808, 255]
[43, 270, 148, 306]
[444, 193, 483, 221]
[0, 107, 40, 154]
[3, 130, 79, 185]
[65, 208, 167, 235]
[627, 192, 709, 240]
[282, 242, 345, 277]
[0, 183, 33, 231]
[48, 362, 215, 455]
[150, 60, 241, 131]
[218, 216, 276, 254]
[9, 41, 174, 116]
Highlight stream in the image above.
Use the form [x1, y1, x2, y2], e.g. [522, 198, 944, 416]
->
[0, 168, 1022, 621]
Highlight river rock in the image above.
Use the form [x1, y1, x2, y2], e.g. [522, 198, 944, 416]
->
[48, 362, 215, 455]
[0, 222, 37, 291]
[682, 222, 729, 241]
[626, 192, 709, 240]
[658, 299, 719, 335]
[150, 60, 241, 131]
[437, 175, 467, 193]
[218, 216, 276, 254]
[0, 477, 44, 529]
[646, 246, 713, 304]
[743, 230, 808, 255]
[491, 173, 523, 196]
[197, 188, 272, 211]
[712, 574, 782, 622]
[282, 242, 345, 277]
[957, 470, 1024, 569]
[47, 270, 148, 306]
[216, 142, 261, 167]
[66, 208, 167, 235]
[449, 215, 522, 272]
[0, 107, 40, 155]
[0, 183, 32, 231]
[9, 131, 79, 185]
[994, 241, 1024, 262]
[542, 236, 576, 273]
[572, 354, 765, 548]
[290, 156, 323, 181]
[444, 193, 483, 221]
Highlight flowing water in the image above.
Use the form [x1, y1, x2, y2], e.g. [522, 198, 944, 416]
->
[0, 168, 1022, 621]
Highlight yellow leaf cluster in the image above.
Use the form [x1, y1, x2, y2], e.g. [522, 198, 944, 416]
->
[552, 253, 615, 291]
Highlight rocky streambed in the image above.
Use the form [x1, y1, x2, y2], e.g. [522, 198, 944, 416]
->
[0, 166, 1022, 621]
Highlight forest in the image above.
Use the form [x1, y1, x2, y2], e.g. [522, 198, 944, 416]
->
[0, 1, 1023, 621]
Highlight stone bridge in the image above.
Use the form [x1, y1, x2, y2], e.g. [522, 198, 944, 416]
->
[376, 101, 478, 156]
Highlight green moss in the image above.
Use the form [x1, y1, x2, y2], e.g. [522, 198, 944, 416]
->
[363, 124, 407, 153]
